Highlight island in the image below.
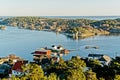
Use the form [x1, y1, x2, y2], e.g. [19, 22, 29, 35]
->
[1, 17, 115, 39]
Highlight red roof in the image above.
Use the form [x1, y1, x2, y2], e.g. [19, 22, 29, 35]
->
[12, 61, 23, 72]
[34, 50, 51, 55]
[35, 51, 47, 54]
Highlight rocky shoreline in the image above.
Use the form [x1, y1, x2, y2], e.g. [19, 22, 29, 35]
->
[65, 26, 110, 39]
[79, 30, 109, 38]
[0, 25, 6, 30]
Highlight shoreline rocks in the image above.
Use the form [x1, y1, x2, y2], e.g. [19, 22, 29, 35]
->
[0, 26, 6, 30]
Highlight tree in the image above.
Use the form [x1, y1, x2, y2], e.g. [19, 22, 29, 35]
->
[47, 73, 58, 80]
[114, 74, 120, 80]
[98, 77, 105, 80]
[58, 57, 67, 68]
[87, 59, 101, 68]
[65, 58, 86, 80]
[21, 63, 46, 80]
[67, 58, 86, 69]
[85, 70, 98, 80]
[66, 68, 86, 80]
[11, 75, 21, 80]
[110, 57, 120, 74]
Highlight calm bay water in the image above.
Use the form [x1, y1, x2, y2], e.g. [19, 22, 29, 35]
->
[0, 26, 120, 61]
[43, 16, 120, 20]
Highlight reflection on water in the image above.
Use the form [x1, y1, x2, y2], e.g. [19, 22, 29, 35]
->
[65, 33, 120, 40]
[65, 34, 86, 40]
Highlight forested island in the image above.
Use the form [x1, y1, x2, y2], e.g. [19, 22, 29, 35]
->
[1, 17, 120, 38]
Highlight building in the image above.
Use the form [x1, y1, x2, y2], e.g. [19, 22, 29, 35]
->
[11, 60, 27, 77]
[88, 54, 111, 65]
[32, 45, 69, 64]
[34, 49, 51, 55]
[33, 49, 51, 64]
[52, 45, 64, 51]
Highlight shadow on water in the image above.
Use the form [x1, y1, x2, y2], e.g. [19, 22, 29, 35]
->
[65, 33, 120, 40]
[108, 33, 120, 36]
[65, 34, 94, 40]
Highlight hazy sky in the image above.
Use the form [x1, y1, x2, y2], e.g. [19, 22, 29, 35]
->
[0, 0, 120, 16]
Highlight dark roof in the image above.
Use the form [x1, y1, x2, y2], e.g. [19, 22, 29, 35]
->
[88, 54, 104, 57]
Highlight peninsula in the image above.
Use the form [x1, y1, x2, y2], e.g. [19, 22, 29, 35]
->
[1, 17, 118, 39]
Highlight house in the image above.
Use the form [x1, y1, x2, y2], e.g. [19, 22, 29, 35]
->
[99, 55, 111, 65]
[33, 48, 61, 64]
[52, 45, 64, 51]
[32, 45, 69, 64]
[11, 60, 27, 77]
[52, 45, 69, 54]
[52, 45, 57, 50]
[34, 49, 51, 55]
[33, 49, 51, 64]
[33, 49, 51, 60]
[88, 54, 111, 65]
[88, 54, 103, 59]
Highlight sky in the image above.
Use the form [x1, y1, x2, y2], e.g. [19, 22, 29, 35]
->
[0, 0, 120, 16]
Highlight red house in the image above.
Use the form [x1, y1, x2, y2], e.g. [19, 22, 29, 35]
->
[10, 61, 25, 77]
[34, 49, 51, 55]
[33, 49, 51, 62]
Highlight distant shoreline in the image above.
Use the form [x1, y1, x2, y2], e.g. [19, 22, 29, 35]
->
[41, 16, 120, 20]
[1, 16, 120, 39]
[0, 16, 120, 20]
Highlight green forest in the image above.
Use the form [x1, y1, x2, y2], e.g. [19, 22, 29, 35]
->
[5, 56, 120, 80]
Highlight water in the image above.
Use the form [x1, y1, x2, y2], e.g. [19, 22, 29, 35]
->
[42, 16, 120, 20]
[0, 26, 120, 61]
